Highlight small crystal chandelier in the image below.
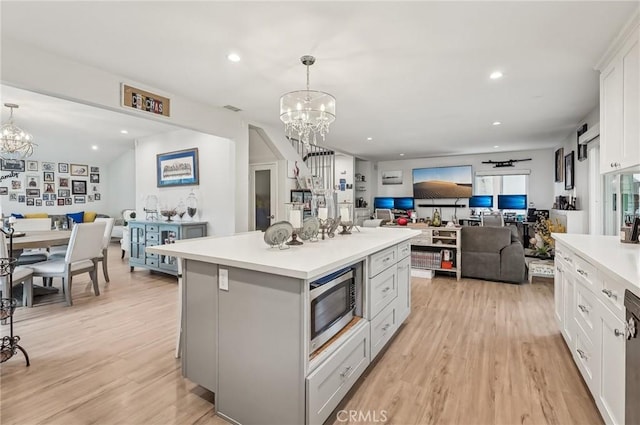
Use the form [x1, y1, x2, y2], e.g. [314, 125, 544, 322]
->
[280, 55, 336, 147]
[1, 103, 36, 160]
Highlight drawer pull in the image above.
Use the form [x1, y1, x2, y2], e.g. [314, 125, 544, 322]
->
[382, 286, 391, 293]
[602, 289, 617, 299]
[578, 304, 589, 314]
[563, 256, 572, 263]
[576, 269, 588, 277]
[382, 323, 392, 332]
[339, 366, 352, 379]
[576, 349, 588, 360]
[556, 266, 562, 272]
[614, 329, 625, 338]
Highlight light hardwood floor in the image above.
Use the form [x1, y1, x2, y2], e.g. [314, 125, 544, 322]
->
[1, 244, 603, 425]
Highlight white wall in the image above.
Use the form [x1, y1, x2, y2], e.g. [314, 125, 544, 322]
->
[135, 129, 235, 237]
[335, 153, 355, 204]
[376, 148, 554, 222]
[1, 38, 249, 233]
[106, 148, 136, 217]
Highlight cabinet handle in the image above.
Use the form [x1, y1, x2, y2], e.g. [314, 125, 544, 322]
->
[563, 256, 572, 263]
[578, 304, 589, 314]
[556, 266, 562, 272]
[382, 323, 392, 332]
[611, 162, 615, 168]
[576, 269, 588, 277]
[601, 289, 617, 299]
[576, 349, 588, 360]
[382, 286, 391, 293]
[614, 329, 625, 338]
[339, 366, 352, 378]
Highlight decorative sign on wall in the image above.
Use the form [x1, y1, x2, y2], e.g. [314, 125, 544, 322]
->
[121, 84, 171, 117]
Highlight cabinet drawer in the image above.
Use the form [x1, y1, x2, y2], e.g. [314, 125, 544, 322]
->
[146, 232, 159, 242]
[573, 255, 599, 292]
[369, 246, 397, 277]
[145, 258, 158, 267]
[397, 241, 411, 260]
[574, 280, 597, 343]
[369, 266, 398, 319]
[599, 273, 626, 320]
[146, 252, 158, 259]
[574, 324, 597, 395]
[306, 322, 370, 425]
[146, 225, 159, 233]
[370, 301, 398, 360]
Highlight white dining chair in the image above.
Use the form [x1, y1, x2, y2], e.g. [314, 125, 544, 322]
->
[93, 217, 115, 283]
[29, 222, 106, 307]
[0, 233, 35, 307]
[12, 218, 53, 265]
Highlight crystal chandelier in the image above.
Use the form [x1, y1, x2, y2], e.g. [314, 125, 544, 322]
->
[1, 103, 36, 160]
[280, 55, 336, 146]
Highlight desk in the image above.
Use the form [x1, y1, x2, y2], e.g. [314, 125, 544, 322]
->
[10, 230, 71, 250]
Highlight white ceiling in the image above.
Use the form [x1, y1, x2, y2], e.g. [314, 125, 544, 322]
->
[1, 1, 637, 161]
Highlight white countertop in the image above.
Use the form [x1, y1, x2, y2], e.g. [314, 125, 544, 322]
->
[146, 227, 421, 280]
[552, 233, 640, 296]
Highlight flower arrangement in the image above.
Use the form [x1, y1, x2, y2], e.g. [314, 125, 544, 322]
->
[529, 217, 566, 257]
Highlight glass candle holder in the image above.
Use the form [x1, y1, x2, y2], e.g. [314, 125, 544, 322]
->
[338, 201, 354, 235]
[312, 189, 335, 240]
[285, 202, 304, 245]
[186, 191, 198, 220]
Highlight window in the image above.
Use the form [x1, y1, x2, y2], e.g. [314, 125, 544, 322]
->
[474, 171, 529, 208]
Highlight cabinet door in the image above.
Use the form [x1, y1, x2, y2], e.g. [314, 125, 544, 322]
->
[600, 58, 623, 173]
[396, 257, 411, 324]
[554, 261, 564, 327]
[597, 303, 626, 425]
[562, 272, 575, 346]
[621, 35, 640, 170]
[129, 225, 145, 264]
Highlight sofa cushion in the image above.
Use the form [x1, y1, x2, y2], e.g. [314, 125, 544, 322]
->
[11, 213, 24, 219]
[461, 251, 501, 281]
[25, 213, 48, 219]
[83, 211, 97, 223]
[66, 211, 84, 225]
[461, 226, 511, 253]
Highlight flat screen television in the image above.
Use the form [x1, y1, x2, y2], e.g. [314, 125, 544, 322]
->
[412, 165, 473, 199]
[468, 195, 493, 208]
[394, 197, 414, 210]
[373, 197, 394, 209]
[498, 194, 527, 210]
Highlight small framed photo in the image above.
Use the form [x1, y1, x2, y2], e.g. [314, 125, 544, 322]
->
[11, 180, 21, 190]
[0, 187, 8, 195]
[91, 184, 100, 193]
[90, 173, 100, 183]
[94, 193, 101, 201]
[42, 162, 55, 172]
[88, 195, 94, 202]
[43, 171, 55, 182]
[74, 195, 86, 204]
[90, 166, 100, 173]
[58, 188, 71, 197]
[50, 194, 57, 200]
[35, 199, 42, 207]
[26, 175, 40, 189]
[27, 160, 38, 171]
[9, 192, 18, 201]
[26, 188, 40, 197]
[72, 180, 87, 195]
[45, 200, 54, 207]
[58, 163, 69, 173]
[18, 195, 25, 203]
[156, 148, 199, 187]
[564, 151, 575, 190]
[1, 159, 25, 172]
[70, 164, 89, 176]
[57, 199, 65, 206]
[43, 193, 50, 201]
[65, 197, 72, 205]
[44, 183, 56, 194]
[59, 177, 70, 188]
[26, 198, 34, 206]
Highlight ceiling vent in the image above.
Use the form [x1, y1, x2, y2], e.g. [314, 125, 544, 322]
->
[223, 105, 242, 112]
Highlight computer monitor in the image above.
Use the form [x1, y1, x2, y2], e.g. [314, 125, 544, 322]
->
[373, 197, 394, 209]
[498, 194, 527, 210]
[393, 197, 414, 210]
[468, 195, 493, 209]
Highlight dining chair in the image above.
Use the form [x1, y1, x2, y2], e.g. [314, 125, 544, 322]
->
[0, 233, 35, 307]
[29, 222, 106, 307]
[12, 218, 53, 265]
[93, 217, 115, 283]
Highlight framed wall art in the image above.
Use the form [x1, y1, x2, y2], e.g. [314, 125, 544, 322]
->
[564, 151, 575, 190]
[577, 124, 588, 161]
[58, 163, 69, 173]
[70, 164, 88, 176]
[554, 148, 564, 182]
[1, 159, 25, 172]
[156, 148, 199, 187]
[72, 180, 87, 195]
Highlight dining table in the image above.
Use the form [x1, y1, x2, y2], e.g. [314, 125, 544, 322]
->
[9, 230, 71, 251]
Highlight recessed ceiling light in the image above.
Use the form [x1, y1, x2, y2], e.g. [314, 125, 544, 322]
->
[494, 145, 500, 148]
[120, 129, 128, 134]
[367, 137, 372, 141]
[227, 53, 241, 62]
[92, 145, 98, 150]
[492, 121, 502, 126]
[490, 71, 503, 80]
[399, 153, 405, 156]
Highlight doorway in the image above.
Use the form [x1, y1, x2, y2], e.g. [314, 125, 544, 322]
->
[249, 163, 278, 231]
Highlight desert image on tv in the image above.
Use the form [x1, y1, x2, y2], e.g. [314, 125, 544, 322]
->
[413, 181, 472, 199]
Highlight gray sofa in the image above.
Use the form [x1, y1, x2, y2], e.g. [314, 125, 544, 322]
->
[461, 226, 526, 283]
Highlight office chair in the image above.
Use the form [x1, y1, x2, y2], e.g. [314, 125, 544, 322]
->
[481, 212, 504, 227]
[375, 209, 394, 224]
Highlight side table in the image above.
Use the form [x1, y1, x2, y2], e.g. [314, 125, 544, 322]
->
[528, 259, 555, 283]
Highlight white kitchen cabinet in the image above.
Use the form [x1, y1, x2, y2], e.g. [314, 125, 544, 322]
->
[554, 260, 565, 326]
[599, 21, 640, 174]
[562, 270, 576, 346]
[597, 300, 626, 425]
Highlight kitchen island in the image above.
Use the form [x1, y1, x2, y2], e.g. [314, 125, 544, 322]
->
[147, 227, 420, 425]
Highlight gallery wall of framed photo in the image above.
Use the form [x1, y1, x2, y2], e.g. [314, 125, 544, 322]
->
[0, 159, 106, 214]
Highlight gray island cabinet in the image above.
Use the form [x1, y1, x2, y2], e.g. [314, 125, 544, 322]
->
[146, 227, 419, 425]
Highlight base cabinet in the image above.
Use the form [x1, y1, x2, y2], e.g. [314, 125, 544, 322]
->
[597, 300, 626, 425]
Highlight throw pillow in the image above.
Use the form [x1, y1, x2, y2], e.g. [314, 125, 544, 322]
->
[10, 213, 24, 219]
[66, 211, 84, 227]
[25, 213, 49, 218]
[83, 211, 97, 223]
